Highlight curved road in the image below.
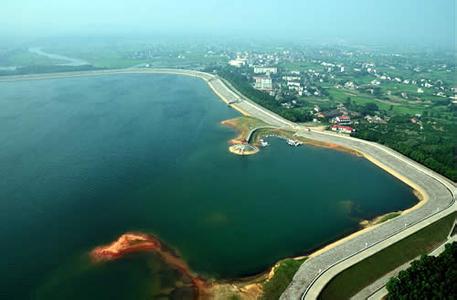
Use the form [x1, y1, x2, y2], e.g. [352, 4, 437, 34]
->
[245, 126, 277, 143]
[284, 130, 456, 299]
[1, 68, 455, 299]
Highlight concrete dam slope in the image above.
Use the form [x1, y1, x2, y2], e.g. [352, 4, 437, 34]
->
[2, 68, 455, 299]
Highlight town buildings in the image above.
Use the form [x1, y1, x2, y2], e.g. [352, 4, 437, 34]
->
[253, 76, 273, 91]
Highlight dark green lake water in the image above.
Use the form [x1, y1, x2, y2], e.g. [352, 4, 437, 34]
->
[0, 74, 417, 299]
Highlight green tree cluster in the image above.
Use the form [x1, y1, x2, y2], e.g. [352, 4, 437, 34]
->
[386, 242, 457, 299]
[353, 119, 457, 181]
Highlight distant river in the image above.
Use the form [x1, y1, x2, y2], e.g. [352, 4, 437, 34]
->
[0, 74, 417, 299]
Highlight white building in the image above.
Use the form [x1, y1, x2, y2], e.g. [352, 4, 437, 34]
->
[344, 81, 357, 89]
[253, 66, 278, 75]
[371, 80, 381, 85]
[287, 81, 301, 87]
[254, 76, 273, 91]
[228, 58, 246, 68]
[282, 76, 301, 81]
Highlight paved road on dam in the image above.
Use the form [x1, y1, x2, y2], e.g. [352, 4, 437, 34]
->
[282, 130, 456, 299]
[1, 68, 455, 299]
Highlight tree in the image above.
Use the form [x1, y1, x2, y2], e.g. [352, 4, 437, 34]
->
[364, 102, 379, 112]
[386, 242, 457, 299]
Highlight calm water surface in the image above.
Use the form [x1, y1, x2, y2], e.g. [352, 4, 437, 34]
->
[0, 74, 417, 299]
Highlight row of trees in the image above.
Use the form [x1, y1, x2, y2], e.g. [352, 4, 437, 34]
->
[346, 96, 457, 181]
[353, 120, 457, 181]
[386, 242, 457, 299]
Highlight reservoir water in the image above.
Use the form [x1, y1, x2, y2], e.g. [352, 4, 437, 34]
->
[0, 74, 417, 299]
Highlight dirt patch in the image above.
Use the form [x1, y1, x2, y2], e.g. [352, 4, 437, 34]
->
[360, 211, 402, 228]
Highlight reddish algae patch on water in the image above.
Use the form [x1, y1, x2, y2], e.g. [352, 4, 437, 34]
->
[90, 232, 209, 298]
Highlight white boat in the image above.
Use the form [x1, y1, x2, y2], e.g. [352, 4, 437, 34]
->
[287, 139, 302, 147]
[260, 139, 269, 147]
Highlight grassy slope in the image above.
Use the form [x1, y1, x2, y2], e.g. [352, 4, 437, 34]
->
[262, 258, 307, 300]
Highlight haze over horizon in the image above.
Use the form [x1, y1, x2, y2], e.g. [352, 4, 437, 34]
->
[1, 0, 455, 48]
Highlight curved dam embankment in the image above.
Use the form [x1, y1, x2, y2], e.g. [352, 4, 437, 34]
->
[282, 129, 456, 299]
[1, 68, 455, 299]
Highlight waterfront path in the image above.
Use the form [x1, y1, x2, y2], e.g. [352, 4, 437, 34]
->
[1, 68, 455, 299]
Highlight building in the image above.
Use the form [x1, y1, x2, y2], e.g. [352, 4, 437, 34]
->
[282, 76, 301, 81]
[331, 125, 355, 134]
[365, 115, 387, 124]
[253, 66, 278, 75]
[228, 58, 247, 68]
[317, 109, 340, 119]
[371, 79, 381, 86]
[344, 81, 357, 89]
[253, 76, 273, 91]
[334, 115, 352, 125]
[287, 81, 301, 88]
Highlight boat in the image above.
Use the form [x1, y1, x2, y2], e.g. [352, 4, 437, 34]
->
[260, 139, 269, 147]
[287, 139, 302, 147]
[228, 99, 239, 105]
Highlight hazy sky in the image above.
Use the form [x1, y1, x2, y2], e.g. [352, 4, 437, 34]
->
[1, 0, 455, 46]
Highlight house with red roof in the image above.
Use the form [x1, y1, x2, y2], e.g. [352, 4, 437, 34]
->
[334, 115, 352, 125]
[331, 125, 355, 134]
